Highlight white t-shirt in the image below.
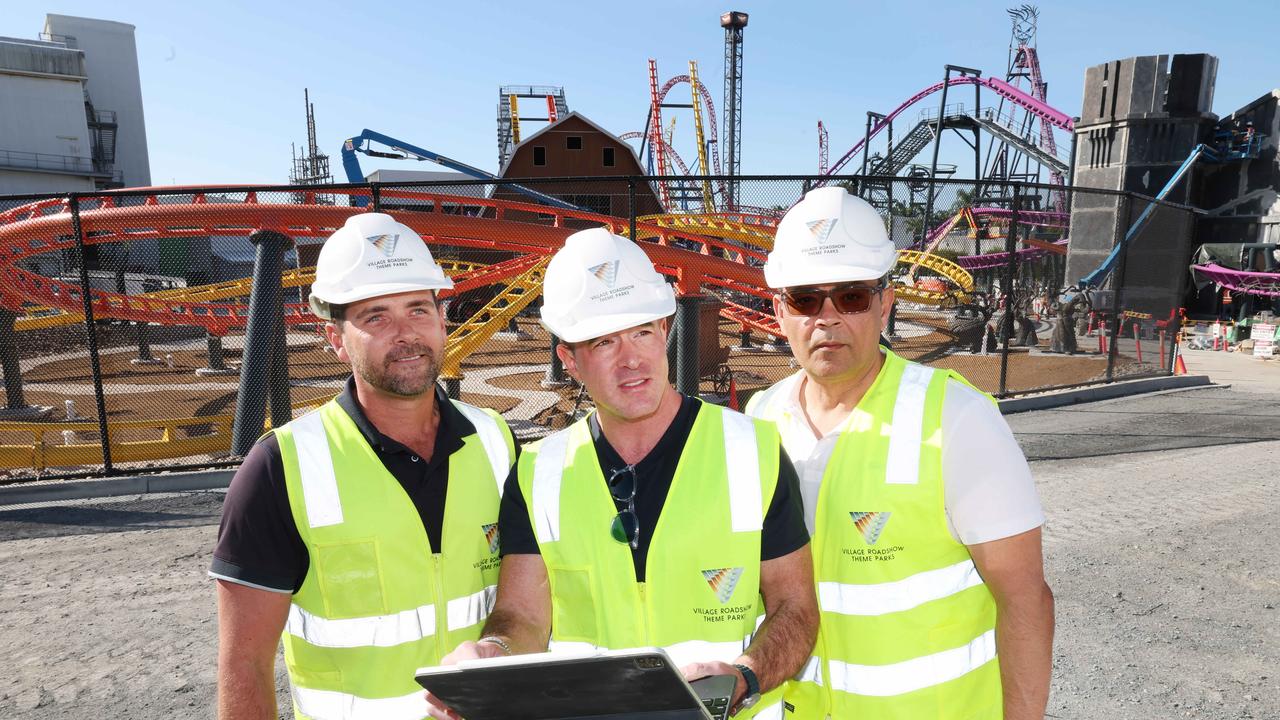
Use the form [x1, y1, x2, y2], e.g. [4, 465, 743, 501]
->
[755, 369, 1043, 546]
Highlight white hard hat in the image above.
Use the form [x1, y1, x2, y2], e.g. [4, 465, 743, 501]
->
[309, 212, 453, 319]
[763, 187, 896, 289]
[540, 227, 676, 343]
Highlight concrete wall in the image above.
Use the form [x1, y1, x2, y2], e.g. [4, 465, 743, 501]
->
[0, 171, 94, 195]
[1197, 91, 1280, 247]
[1066, 54, 1218, 287]
[43, 15, 151, 188]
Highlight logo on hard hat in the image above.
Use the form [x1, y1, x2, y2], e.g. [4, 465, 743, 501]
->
[588, 260, 621, 289]
[701, 567, 744, 605]
[850, 511, 891, 545]
[805, 218, 840, 244]
[366, 233, 400, 257]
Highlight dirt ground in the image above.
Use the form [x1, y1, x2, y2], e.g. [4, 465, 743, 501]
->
[1, 383, 1277, 719]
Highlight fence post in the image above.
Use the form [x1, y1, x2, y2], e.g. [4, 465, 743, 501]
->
[231, 228, 292, 455]
[370, 182, 382, 212]
[675, 295, 701, 396]
[70, 194, 114, 473]
[628, 177, 637, 243]
[0, 309, 26, 411]
[997, 185, 1021, 397]
[1105, 195, 1132, 382]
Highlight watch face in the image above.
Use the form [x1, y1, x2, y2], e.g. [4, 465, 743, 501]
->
[739, 693, 760, 709]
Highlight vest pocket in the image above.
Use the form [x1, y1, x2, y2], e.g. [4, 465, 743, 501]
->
[547, 565, 596, 642]
[315, 540, 388, 618]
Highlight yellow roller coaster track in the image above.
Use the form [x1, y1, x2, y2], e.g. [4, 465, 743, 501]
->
[0, 394, 333, 472]
[895, 250, 975, 305]
[440, 256, 550, 379]
[13, 260, 486, 331]
[687, 60, 714, 211]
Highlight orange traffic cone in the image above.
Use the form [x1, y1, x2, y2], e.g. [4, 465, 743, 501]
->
[1174, 353, 1188, 375]
[727, 378, 740, 411]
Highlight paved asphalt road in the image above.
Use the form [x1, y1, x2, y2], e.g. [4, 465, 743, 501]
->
[0, 378, 1276, 719]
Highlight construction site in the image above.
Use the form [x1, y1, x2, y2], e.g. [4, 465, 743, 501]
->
[0, 5, 1277, 720]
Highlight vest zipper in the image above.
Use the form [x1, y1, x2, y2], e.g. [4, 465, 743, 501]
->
[638, 581, 651, 641]
[432, 553, 446, 649]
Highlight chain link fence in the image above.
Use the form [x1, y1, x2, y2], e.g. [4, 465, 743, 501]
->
[0, 176, 1196, 483]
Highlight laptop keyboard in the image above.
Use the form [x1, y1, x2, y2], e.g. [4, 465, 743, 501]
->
[702, 696, 730, 720]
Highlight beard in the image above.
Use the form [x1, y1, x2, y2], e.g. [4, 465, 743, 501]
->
[354, 343, 441, 397]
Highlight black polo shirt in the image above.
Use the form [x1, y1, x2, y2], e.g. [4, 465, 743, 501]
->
[210, 377, 476, 594]
[498, 395, 809, 582]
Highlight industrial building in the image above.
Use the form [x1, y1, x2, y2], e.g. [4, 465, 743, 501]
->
[0, 14, 150, 195]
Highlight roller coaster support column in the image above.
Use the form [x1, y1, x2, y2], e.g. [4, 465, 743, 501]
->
[997, 186, 1021, 397]
[196, 332, 236, 376]
[675, 293, 702, 396]
[232, 229, 293, 456]
[0, 308, 35, 416]
[924, 66, 982, 240]
[542, 335, 571, 388]
[117, 269, 160, 366]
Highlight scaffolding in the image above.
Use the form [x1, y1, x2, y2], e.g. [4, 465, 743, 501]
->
[289, 89, 333, 199]
[496, 85, 569, 169]
[721, 10, 748, 209]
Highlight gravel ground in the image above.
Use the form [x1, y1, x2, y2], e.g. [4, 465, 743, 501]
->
[0, 385, 1276, 719]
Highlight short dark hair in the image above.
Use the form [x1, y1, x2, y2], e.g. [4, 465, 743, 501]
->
[328, 303, 349, 323]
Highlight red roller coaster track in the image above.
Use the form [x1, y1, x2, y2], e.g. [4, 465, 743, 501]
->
[0, 188, 776, 336]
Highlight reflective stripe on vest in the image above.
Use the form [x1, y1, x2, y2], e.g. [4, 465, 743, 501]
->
[286, 601, 435, 649]
[548, 634, 754, 669]
[452, 402, 510, 494]
[884, 363, 933, 485]
[531, 428, 570, 543]
[796, 655, 824, 685]
[446, 584, 497, 632]
[827, 629, 997, 697]
[291, 686, 426, 720]
[291, 411, 343, 529]
[817, 558, 984, 617]
[723, 410, 764, 532]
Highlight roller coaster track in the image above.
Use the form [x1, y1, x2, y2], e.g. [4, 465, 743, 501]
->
[821, 75, 1073, 181]
[1191, 264, 1280, 297]
[13, 260, 487, 332]
[441, 257, 550, 378]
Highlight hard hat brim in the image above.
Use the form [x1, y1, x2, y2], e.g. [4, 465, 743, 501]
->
[763, 261, 891, 290]
[541, 307, 675, 344]
[313, 278, 455, 307]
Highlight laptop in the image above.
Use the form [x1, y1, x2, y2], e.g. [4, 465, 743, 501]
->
[415, 647, 736, 720]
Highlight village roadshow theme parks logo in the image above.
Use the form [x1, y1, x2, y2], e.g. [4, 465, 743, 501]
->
[846, 512, 903, 563]
[472, 524, 501, 571]
[366, 233, 399, 256]
[695, 567, 752, 623]
[802, 217, 844, 257]
[481, 523, 500, 555]
[587, 259, 637, 303]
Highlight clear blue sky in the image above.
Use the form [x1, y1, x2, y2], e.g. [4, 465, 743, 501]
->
[8, 0, 1279, 185]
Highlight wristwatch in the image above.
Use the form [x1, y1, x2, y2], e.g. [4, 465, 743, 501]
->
[731, 663, 761, 712]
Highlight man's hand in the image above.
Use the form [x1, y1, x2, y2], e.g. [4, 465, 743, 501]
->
[682, 660, 748, 709]
[423, 639, 511, 719]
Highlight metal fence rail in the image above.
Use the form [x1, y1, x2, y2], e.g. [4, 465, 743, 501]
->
[0, 175, 1195, 483]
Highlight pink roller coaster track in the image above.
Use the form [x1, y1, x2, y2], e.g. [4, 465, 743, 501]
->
[822, 75, 1074, 180]
[1192, 264, 1280, 298]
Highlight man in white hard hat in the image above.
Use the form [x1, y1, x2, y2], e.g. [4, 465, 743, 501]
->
[211, 213, 516, 720]
[426, 227, 818, 719]
[746, 188, 1054, 720]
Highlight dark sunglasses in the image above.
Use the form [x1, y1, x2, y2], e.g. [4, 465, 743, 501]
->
[781, 282, 886, 317]
[607, 465, 639, 549]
